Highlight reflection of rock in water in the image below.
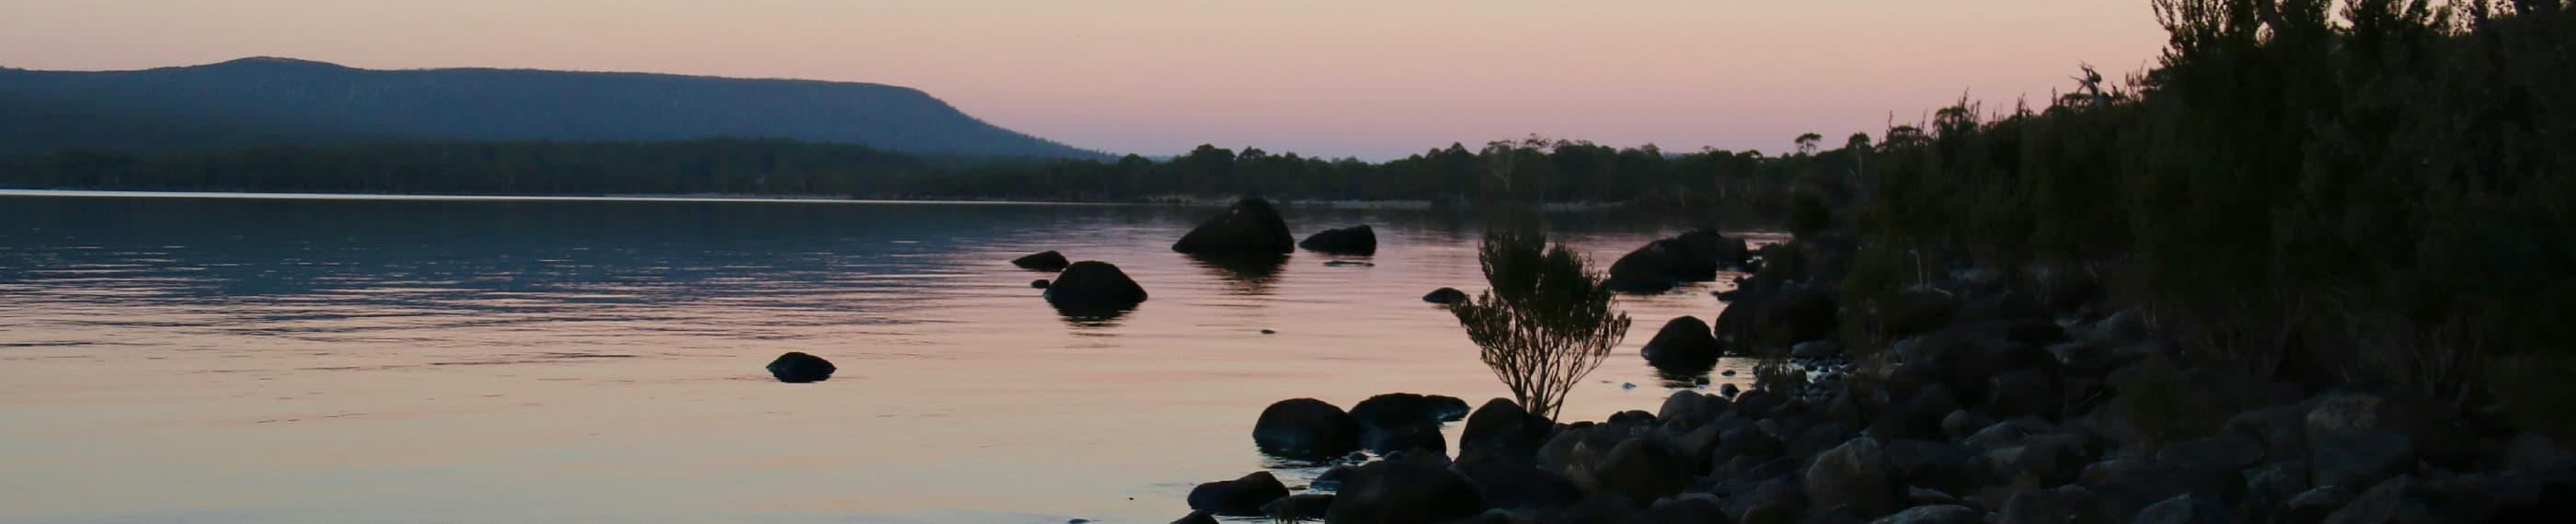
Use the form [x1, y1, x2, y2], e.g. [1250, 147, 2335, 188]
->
[1652, 361, 1716, 389]
[1186, 253, 1288, 295]
[1052, 302, 1135, 327]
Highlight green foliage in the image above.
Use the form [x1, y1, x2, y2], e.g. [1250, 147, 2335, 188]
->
[1452, 215, 1632, 420]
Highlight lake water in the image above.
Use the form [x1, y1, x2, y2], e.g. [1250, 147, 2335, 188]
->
[0, 190, 1768, 523]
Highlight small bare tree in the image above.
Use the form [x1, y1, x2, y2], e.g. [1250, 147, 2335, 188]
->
[1450, 220, 1630, 421]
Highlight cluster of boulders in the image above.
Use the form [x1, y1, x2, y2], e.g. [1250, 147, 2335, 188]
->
[1016, 198, 1396, 317]
[1606, 229, 1754, 293]
[1178, 234, 2576, 523]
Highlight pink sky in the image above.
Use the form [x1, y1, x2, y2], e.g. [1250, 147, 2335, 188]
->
[0, 0, 2168, 159]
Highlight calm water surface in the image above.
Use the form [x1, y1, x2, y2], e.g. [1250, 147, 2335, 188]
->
[0, 191, 1768, 523]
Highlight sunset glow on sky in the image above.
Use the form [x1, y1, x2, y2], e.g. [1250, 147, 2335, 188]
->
[1, 0, 2170, 159]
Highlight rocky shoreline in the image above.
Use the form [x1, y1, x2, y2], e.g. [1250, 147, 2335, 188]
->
[1173, 233, 2575, 523]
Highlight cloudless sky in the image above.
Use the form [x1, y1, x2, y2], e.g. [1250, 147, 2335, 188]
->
[1, 0, 2169, 159]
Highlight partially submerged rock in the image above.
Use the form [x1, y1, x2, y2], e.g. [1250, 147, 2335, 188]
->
[1640, 315, 1722, 369]
[765, 351, 834, 382]
[1185, 471, 1289, 517]
[1299, 224, 1377, 255]
[1424, 287, 1470, 305]
[1252, 398, 1362, 460]
[1010, 250, 1070, 271]
[1173, 198, 1294, 256]
[1043, 261, 1147, 307]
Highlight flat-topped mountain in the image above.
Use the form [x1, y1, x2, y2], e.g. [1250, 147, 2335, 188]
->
[0, 57, 1101, 158]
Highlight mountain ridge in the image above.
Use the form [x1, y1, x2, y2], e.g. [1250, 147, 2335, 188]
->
[0, 57, 1106, 158]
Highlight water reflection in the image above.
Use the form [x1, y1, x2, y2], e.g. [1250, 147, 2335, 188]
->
[0, 192, 1773, 524]
[1183, 253, 1289, 295]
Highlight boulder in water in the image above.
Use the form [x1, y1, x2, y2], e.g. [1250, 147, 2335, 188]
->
[1011, 250, 1070, 271]
[1605, 239, 1716, 293]
[1252, 398, 1363, 460]
[765, 352, 835, 382]
[1173, 198, 1294, 256]
[1640, 315, 1722, 369]
[1185, 471, 1289, 517]
[1351, 393, 1472, 429]
[1043, 261, 1147, 306]
[1299, 224, 1378, 255]
[1424, 287, 1470, 305]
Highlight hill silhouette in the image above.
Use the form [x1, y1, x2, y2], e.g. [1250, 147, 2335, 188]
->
[0, 57, 1102, 158]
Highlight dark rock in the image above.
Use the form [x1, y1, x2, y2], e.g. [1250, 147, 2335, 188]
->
[1607, 239, 1718, 293]
[1872, 505, 1983, 524]
[1186, 471, 1290, 517]
[2083, 457, 2244, 521]
[1351, 393, 1473, 430]
[765, 351, 835, 382]
[1998, 484, 2116, 524]
[1657, 391, 1732, 432]
[2284, 485, 2352, 523]
[1453, 450, 1584, 514]
[1789, 422, 1859, 459]
[2501, 432, 2576, 472]
[1880, 290, 1965, 341]
[1011, 250, 1071, 271]
[1985, 369, 2061, 420]
[1719, 383, 1742, 398]
[1426, 287, 1471, 304]
[1553, 492, 1640, 524]
[2321, 475, 2411, 524]
[2131, 495, 2232, 524]
[2299, 386, 2478, 473]
[1252, 398, 1362, 460]
[1733, 390, 1788, 419]
[1674, 228, 1754, 268]
[1625, 496, 1729, 523]
[1738, 502, 1800, 524]
[1327, 452, 1489, 523]
[1298, 224, 1378, 255]
[1984, 435, 2092, 488]
[1760, 288, 1840, 347]
[2308, 428, 2414, 491]
[2156, 433, 2267, 472]
[1536, 424, 1625, 483]
[2238, 461, 2312, 522]
[1805, 438, 1901, 518]
[1963, 418, 2053, 450]
[1362, 423, 1447, 455]
[1605, 410, 1657, 429]
[1641, 316, 1724, 369]
[1873, 383, 1961, 441]
[1717, 426, 1787, 463]
[1957, 291, 2052, 324]
[1462, 398, 1554, 460]
[1595, 439, 1694, 505]
[1791, 340, 1843, 359]
[1043, 261, 1148, 306]
[1172, 198, 1294, 256]
[1170, 510, 1219, 524]
[1030, 279, 1051, 289]
[1262, 494, 1335, 521]
[1885, 439, 1981, 496]
[1907, 486, 1964, 507]
[1942, 410, 1995, 440]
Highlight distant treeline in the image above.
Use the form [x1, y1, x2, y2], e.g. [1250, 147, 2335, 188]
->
[0, 136, 1865, 211]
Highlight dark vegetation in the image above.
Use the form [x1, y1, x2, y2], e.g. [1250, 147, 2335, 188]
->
[1813, 0, 2575, 439]
[0, 57, 1098, 157]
